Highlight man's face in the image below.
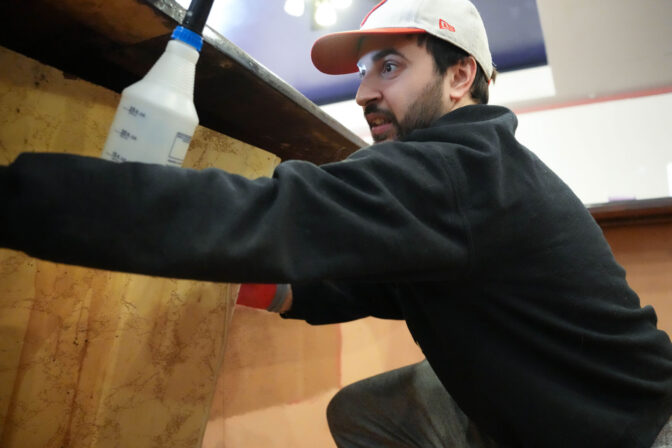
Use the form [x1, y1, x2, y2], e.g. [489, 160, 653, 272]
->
[355, 35, 449, 143]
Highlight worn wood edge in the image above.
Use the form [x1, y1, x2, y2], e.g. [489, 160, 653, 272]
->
[147, 0, 367, 152]
[145, 0, 367, 157]
[199, 26, 367, 152]
[588, 197, 672, 228]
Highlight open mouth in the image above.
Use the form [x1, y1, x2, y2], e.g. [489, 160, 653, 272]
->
[366, 114, 396, 141]
[369, 117, 388, 127]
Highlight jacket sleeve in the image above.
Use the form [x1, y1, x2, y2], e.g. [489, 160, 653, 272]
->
[0, 144, 471, 284]
[284, 281, 405, 325]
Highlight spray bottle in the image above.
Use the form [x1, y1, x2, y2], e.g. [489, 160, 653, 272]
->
[101, 0, 214, 167]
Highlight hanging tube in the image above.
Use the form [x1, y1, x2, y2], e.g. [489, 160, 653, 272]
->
[182, 0, 216, 34]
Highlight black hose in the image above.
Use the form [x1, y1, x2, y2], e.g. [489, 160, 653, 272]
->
[182, 0, 215, 34]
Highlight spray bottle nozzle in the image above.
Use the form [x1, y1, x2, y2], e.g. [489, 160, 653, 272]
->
[182, 0, 215, 35]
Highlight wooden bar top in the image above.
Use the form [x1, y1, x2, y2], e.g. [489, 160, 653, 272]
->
[0, 0, 366, 164]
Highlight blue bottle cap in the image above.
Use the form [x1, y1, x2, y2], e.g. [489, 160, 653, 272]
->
[171, 26, 203, 52]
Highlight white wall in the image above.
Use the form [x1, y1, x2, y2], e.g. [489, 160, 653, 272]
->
[514, 92, 672, 205]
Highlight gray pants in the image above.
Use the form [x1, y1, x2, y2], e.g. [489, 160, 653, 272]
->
[326, 360, 672, 448]
[327, 360, 498, 448]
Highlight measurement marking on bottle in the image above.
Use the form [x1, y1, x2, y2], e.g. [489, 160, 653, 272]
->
[108, 151, 127, 162]
[116, 129, 138, 141]
[124, 106, 146, 118]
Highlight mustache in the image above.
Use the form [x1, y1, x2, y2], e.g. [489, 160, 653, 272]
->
[363, 104, 396, 121]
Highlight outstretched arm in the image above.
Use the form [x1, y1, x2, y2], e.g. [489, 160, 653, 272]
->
[0, 145, 469, 284]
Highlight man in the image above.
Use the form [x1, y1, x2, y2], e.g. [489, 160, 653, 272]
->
[1, 0, 672, 446]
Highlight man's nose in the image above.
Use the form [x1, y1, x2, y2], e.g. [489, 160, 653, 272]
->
[355, 76, 381, 107]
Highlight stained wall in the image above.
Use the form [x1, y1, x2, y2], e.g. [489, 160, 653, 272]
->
[0, 45, 279, 448]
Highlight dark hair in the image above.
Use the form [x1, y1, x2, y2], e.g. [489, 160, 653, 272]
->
[416, 34, 497, 104]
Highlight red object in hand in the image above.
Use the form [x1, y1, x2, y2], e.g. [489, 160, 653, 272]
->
[236, 283, 278, 309]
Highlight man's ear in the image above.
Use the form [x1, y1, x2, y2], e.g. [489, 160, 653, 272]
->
[446, 56, 477, 103]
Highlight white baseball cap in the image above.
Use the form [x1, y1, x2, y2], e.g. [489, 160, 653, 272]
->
[311, 0, 494, 80]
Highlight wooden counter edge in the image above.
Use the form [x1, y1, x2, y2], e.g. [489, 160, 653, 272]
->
[588, 197, 672, 228]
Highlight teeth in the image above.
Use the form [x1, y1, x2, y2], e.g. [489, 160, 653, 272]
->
[371, 118, 386, 126]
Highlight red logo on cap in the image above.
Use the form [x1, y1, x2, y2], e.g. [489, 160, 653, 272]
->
[439, 19, 456, 32]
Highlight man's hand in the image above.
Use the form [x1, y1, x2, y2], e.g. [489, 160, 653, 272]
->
[236, 283, 292, 313]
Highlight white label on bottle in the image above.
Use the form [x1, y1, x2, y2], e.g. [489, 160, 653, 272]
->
[167, 132, 192, 166]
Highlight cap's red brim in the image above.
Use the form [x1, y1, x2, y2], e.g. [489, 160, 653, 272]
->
[311, 28, 426, 75]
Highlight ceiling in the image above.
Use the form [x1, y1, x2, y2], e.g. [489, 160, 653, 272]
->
[192, 0, 548, 105]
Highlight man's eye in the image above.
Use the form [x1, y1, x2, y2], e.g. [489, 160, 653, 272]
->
[382, 61, 398, 74]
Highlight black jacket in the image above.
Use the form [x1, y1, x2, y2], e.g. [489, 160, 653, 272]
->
[2, 105, 671, 447]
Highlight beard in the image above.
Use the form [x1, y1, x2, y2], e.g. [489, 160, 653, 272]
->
[398, 75, 445, 139]
[365, 75, 446, 143]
